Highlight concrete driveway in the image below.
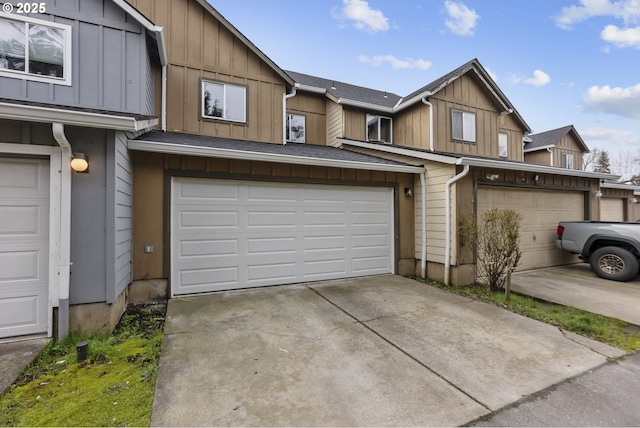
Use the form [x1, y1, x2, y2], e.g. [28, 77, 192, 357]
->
[151, 275, 624, 427]
[512, 264, 640, 326]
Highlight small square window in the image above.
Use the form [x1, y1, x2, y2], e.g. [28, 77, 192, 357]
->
[0, 15, 71, 85]
[286, 114, 305, 143]
[452, 109, 476, 143]
[366, 114, 392, 143]
[201, 79, 247, 123]
[498, 132, 508, 158]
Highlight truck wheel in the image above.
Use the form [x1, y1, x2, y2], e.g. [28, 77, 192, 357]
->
[589, 246, 640, 282]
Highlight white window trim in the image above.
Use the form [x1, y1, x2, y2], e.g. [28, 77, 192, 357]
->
[0, 12, 72, 86]
[286, 113, 305, 143]
[366, 114, 392, 144]
[498, 132, 508, 158]
[452, 109, 476, 143]
[201, 79, 247, 123]
[562, 153, 574, 169]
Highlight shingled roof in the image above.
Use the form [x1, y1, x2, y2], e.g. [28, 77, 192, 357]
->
[526, 125, 590, 153]
[286, 59, 531, 133]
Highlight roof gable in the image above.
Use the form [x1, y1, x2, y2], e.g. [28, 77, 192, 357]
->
[526, 125, 590, 153]
[192, 0, 293, 86]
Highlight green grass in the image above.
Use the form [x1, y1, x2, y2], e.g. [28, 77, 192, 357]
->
[0, 304, 165, 427]
[427, 279, 640, 353]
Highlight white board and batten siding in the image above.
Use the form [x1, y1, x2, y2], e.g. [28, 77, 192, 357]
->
[0, 158, 50, 338]
[171, 177, 394, 296]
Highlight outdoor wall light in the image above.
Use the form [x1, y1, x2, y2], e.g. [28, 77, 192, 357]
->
[404, 187, 413, 197]
[632, 197, 638, 203]
[594, 190, 603, 198]
[71, 153, 89, 173]
[485, 173, 499, 181]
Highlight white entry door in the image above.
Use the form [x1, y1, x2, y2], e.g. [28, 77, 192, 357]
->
[171, 178, 394, 295]
[0, 158, 50, 338]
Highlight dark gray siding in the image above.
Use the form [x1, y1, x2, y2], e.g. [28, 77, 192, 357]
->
[0, 0, 154, 115]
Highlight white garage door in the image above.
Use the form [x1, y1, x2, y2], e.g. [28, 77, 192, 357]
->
[0, 158, 49, 338]
[600, 198, 624, 222]
[477, 187, 584, 271]
[171, 177, 394, 295]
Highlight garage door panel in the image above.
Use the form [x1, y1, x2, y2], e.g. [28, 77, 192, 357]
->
[172, 178, 393, 295]
[0, 158, 49, 338]
[478, 187, 583, 271]
[600, 198, 624, 222]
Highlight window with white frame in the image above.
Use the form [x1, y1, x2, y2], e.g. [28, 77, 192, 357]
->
[366, 114, 392, 143]
[498, 132, 508, 158]
[0, 14, 72, 85]
[562, 153, 574, 169]
[451, 109, 476, 143]
[201, 79, 247, 123]
[286, 113, 305, 143]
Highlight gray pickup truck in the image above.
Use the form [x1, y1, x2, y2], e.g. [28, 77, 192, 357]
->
[556, 221, 640, 282]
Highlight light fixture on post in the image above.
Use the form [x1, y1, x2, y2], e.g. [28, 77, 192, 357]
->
[71, 153, 89, 173]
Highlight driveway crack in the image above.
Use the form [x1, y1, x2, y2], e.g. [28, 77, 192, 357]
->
[308, 285, 493, 412]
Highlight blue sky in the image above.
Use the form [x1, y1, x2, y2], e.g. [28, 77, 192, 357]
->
[213, 0, 640, 173]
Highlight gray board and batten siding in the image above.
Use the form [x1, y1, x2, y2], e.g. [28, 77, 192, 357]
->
[0, 0, 155, 116]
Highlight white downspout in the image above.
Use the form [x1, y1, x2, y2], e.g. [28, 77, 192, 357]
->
[161, 64, 167, 131]
[52, 123, 72, 339]
[547, 147, 553, 167]
[282, 84, 298, 145]
[421, 95, 434, 151]
[420, 171, 427, 278]
[444, 164, 470, 286]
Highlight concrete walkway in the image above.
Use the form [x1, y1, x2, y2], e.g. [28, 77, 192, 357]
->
[0, 337, 49, 394]
[151, 275, 624, 427]
[512, 264, 640, 325]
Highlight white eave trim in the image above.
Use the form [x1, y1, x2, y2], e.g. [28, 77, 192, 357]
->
[112, 0, 167, 66]
[339, 139, 620, 180]
[601, 182, 640, 191]
[523, 144, 555, 153]
[128, 139, 425, 174]
[0, 102, 158, 131]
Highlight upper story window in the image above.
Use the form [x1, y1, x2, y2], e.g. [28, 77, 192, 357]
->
[201, 79, 247, 123]
[0, 14, 72, 85]
[498, 132, 508, 158]
[366, 114, 392, 144]
[562, 153, 574, 169]
[286, 113, 305, 143]
[451, 109, 476, 143]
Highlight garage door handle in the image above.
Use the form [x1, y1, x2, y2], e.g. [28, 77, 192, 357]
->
[532, 234, 536, 241]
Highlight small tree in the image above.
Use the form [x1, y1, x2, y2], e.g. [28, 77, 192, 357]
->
[459, 208, 523, 291]
[594, 150, 611, 173]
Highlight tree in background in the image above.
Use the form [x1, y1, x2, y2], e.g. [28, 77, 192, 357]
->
[594, 150, 611, 173]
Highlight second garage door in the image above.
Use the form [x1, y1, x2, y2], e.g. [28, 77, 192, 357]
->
[171, 178, 394, 296]
[600, 198, 624, 222]
[477, 187, 585, 271]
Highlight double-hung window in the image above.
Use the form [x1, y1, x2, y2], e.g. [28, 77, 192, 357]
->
[562, 153, 574, 169]
[201, 79, 247, 123]
[286, 113, 305, 143]
[366, 114, 392, 143]
[451, 109, 476, 143]
[0, 14, 72, 85]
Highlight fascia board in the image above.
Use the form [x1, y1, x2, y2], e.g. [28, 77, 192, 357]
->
[0, 102, 158, 131]
[112, 0, 167, 65]
[523, 144, 555, 153]
[339, 139, 459, 164]
[128, 139, 425, 174]
[337, 98, 394, 114]
[340, 138, 620, 180]
[601, 182, 640, 191]
[458, 157, 620, 180]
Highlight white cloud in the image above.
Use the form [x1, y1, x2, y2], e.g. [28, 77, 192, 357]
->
[334, 0, 390, 33]
[582, 83, 640, 119]
[554, 0, 640, 30]
[512, 70, 551, 87]
[358, 54, 432, 70]
[444, 0, 479, 36]
[601, 24, 640, 48]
